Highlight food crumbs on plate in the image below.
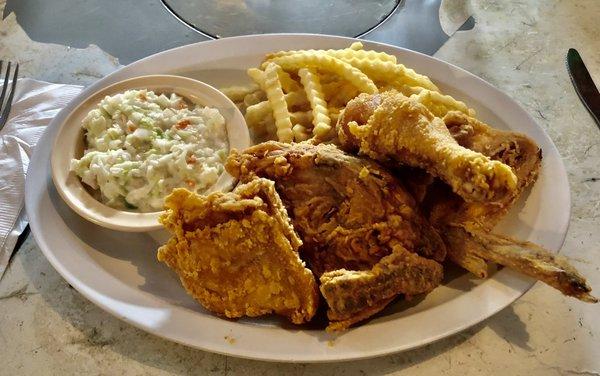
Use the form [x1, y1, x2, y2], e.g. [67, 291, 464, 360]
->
[327, 339, 336, 347]
[224, 335, 236, 345]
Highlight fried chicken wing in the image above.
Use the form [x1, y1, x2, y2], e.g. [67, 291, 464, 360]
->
[226, 142, 446, 329]
[449, 225, 596, 303]
[337, 91, 518, 204]
[157, 178, 319, 324]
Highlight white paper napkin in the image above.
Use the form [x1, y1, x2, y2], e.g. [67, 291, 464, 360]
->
[0, 78, 82, 278]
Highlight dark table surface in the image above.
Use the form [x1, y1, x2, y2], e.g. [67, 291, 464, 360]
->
[4, 0, 466, 64]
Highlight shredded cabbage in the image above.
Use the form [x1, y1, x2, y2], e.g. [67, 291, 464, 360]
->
[71, 89, 228, 212]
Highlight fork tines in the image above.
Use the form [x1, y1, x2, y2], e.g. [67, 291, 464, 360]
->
[0, 60, 20, 130]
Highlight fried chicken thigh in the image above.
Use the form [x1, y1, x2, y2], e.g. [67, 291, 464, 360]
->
[226, 142, 445, 330]
[337, 91, 518, 204]
[157, 178, 319, 324]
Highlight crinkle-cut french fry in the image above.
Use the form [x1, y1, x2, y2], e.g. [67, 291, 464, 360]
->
[244, 101, 271, 130]
[349, 42, 363, 50]
[265, 52, 378, 94]
[247, 66, 295, 142]
[321, 81, 344, 99]
[243, 90, 266, 108]
[328, 107, 342, 124]
[328, 83, 360, 108]
[220, 84, 260, 102]
[313, 122, 332, 139]
[292, 124, 311, 142]
[262, 63, 294, 142]
[376, 83, 423, 97]
[298, 68, 331, 137]
[332, 49, 397, 64]
[396, 85, 425, 96]
[266, 44, 396, 64]
[285, 90, 309, 109]
[247, 68, 306, 107]
[328, 41, 396, 64]
[291, 111, 313, 127]
[336, 57, 438, 92]
[248, 67, 302, 96]
[247, 68, 267, 87]
[376, 84, 396, 93]
[410, 88, 476, 117]
[374, 83, 475, 117]
[244, 91, 308, 128]
[275, 67, 302, 93]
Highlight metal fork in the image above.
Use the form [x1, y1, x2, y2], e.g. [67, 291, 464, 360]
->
[0, 61, 19, 130]
[0, 61, 22, 282]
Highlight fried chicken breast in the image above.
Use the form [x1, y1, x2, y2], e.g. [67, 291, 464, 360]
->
[226, 141, 446, 330]
[157, 178, 319, 324]
[337, 91, 518, 204]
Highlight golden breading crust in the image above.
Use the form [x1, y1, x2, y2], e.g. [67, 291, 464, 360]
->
[157, 178, 319, 324]
[337, 91, 518, 204]
[226, 142, 446, 329]
[454, 225, 597, 303]
[320, 245, 443, 331]
[425, 111, 543, 230]
[425, 112, 543, 278]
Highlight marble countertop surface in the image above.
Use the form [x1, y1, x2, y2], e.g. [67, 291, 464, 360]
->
[1, 0, 599, 374]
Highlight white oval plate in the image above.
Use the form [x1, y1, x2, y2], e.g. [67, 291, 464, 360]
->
[25, 34, 570, 363]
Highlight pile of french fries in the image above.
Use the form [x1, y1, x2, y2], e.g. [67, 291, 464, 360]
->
[221, 42, 476, 143]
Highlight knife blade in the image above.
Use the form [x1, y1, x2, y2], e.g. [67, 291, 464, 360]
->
[566, 48, 600, 128]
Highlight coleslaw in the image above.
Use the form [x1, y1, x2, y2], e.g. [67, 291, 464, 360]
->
[71, 89, 229, 212]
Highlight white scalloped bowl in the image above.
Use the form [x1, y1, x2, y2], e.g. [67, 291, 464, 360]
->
[50, 75, 249, 232]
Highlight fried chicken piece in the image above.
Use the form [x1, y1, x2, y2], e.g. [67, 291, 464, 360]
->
[338, 95, 595, 302]
[439, 196, 597, 303]
[157, 178, 319, 324]
[337, 91, 518, 204]
[426, 111, 543, 230]
[420, 115, 595, 302]
[226, 141, 446, 329]
[421, 112, 543, 277]
[447, 225, 596, 303]
[320, 245, 443, 331]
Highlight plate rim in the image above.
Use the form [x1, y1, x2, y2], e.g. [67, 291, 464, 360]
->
[24, 33, 571, 363]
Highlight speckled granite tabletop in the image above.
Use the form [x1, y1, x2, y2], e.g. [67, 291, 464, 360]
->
[1, 1, 599, 375]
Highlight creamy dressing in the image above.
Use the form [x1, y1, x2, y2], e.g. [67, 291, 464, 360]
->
[71, 89, 229, 212]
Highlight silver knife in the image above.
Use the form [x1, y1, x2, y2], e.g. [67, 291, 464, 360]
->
[566, 48, 600, 129]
